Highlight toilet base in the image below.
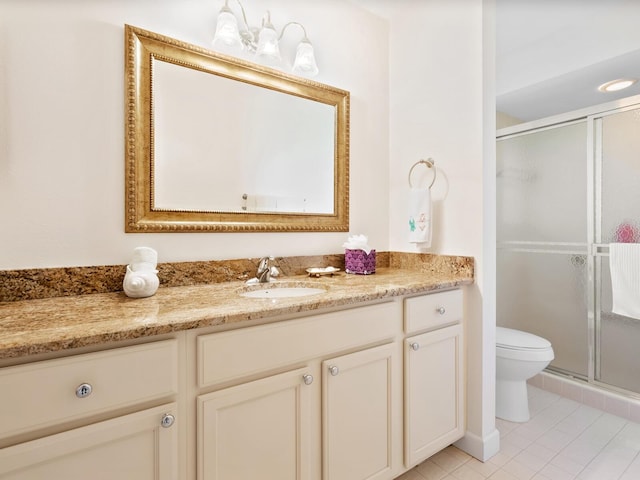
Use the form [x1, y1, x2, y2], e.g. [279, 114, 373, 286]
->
[496, 379, 530, 423]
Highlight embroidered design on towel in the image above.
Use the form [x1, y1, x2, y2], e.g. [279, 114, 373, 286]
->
[417, 213, 427, 231]
[409, 213, 428, 233]
[408, 187, 432, 247]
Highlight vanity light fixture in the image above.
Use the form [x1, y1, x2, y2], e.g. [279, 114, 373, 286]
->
[212, 0, 319, 77]
[597, 78, 638, 93]
[284, 22, 319, 77]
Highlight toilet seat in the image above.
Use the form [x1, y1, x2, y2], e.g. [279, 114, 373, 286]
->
[496, 327, 554, 361]
[497, 327, 551, 349]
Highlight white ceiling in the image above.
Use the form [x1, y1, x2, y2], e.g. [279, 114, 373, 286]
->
[497, 0, 640, 122]
[350, 0, 640, 123]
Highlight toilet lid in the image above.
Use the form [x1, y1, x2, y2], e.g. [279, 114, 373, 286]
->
[496, 327, 551, 350]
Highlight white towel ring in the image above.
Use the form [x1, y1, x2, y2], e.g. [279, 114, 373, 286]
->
[408, 158, 436, 189]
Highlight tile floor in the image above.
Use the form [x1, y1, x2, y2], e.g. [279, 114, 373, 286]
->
[397, 385, 640, 480]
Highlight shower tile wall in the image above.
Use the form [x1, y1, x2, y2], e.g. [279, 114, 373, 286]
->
[530, 372, 640, 425]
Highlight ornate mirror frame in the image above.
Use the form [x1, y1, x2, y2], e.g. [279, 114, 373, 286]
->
[124, 25, 350, 232]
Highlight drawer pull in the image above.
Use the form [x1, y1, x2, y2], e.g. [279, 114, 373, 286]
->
[410, 342, 420, 351]
[161, 413, 175, 428]
[75, 383, 93, 398]
[437, 307, 446, 315]
[302, 374, 314, 385]
[328, 365, 339, 376]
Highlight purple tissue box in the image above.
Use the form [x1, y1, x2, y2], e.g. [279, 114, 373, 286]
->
[345, 249, 376, 275]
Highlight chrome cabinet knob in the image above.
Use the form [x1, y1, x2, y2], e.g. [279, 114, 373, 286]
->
[303, 374, 314, 385]
[437, 307, 446, 315]
[328, 365, 339, 376]
[410, 342, 420, 351]
[75, 383, 92, 398]
[161, 414, 175, 428]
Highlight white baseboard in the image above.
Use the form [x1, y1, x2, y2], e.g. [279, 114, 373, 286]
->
[454, 427, 501, 462]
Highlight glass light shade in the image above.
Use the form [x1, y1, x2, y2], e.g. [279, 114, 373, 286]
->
[255, 25, 282, 67]
[212, 9, 242, 49]
[292, 40, 319, 77]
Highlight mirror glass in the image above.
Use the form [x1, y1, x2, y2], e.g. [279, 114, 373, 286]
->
[153, 61, 336, 214]
[124, 25, 350, 232]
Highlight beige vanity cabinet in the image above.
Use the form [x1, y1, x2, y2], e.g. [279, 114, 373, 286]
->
[0, 285, 467, 480]
[194, 301, 403, 480]
[403, 289, 465, 468]
[197, 366, 315, 480]
[0, 339, 180, 480]
[322, 343, 397, 480]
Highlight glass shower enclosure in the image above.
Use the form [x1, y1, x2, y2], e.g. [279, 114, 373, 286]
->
[497, 98, 640, 396]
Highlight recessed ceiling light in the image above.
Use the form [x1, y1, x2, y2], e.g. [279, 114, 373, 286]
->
[598, 78, 638, 93]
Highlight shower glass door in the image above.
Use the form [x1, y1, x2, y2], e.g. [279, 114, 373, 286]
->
[497, 120, 589, 378]
[595, 106, 640, 392]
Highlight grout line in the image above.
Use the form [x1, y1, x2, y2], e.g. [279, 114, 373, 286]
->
[619, 448, 640, 480]
[579, 416, 632, 478]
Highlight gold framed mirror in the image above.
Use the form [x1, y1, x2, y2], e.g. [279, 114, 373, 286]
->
[124, 25, 349, 232]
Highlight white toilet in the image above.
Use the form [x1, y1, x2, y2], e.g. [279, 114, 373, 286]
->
[496, 327, 554, 423]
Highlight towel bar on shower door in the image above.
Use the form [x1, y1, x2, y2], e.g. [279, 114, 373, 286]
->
[408, 158, 437, 189]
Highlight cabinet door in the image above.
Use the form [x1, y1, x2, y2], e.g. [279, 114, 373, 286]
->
[404, 324, 464, 467]
[0, 403, 178, 480]
[322, 343, 396, 480]
[198, 367, 314, 480]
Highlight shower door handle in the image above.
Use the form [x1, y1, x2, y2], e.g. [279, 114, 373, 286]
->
[592, 244, 609, 256]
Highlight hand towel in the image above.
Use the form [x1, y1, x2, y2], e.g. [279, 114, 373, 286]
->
[610, 243, 640, 320]
[408, 188, 432, 247]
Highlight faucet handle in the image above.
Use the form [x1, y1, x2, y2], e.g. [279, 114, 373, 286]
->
[269, 265, 280, 278]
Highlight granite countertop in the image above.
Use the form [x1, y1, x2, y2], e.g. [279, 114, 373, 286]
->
[0, 267, 473, 360]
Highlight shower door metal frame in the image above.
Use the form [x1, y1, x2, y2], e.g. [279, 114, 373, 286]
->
[590, 102, 640, 397]
[497, 94, 640, 398]
[497, 118, 591, 381]
[587, 114, 596, 385]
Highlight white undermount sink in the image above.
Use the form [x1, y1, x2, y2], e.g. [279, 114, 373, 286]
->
[240, 285, 326, 299]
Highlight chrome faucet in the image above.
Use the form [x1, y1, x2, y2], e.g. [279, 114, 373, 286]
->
[256, 256, 276, 283]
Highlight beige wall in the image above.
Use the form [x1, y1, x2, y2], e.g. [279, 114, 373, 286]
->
[380, 0, 498, 460]
[0, 0, 389, 269]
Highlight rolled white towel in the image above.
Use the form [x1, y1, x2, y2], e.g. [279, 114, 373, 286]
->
[131, 246, 158, 272]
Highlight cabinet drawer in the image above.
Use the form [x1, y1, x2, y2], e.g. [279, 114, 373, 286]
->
[0, 403, 178, 479]
[0, 339, 178, 439]
[404, 289, 462, 334]
[198, 301, 399, 388]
